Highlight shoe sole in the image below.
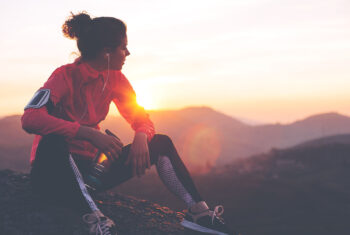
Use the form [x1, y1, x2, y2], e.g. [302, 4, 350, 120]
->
[181, 219, 229, 235]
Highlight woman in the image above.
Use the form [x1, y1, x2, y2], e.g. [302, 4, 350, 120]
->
[21, 12, 234, 235]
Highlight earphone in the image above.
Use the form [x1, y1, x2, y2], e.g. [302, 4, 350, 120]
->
[78, 51, 111, 122]
[101, 52, 110, 93]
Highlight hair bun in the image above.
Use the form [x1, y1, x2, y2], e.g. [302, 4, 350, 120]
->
[62, 12, 92, 39]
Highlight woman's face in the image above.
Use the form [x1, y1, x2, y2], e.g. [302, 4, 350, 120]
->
[109, 36, 130, 70]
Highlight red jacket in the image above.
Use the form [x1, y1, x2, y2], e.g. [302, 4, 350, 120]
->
[21, 58, 155, 165]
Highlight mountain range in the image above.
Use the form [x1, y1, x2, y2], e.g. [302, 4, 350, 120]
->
[2, 107, 350, 173]
[102, 107, 350, 172]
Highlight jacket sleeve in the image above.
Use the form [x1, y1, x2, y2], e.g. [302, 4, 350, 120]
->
[112, 73, 155, 141]
[21, 67, 80, 138]
[21, 106, 80, 138]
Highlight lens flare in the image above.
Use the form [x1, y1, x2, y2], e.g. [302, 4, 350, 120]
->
[181, 124, 222, 174]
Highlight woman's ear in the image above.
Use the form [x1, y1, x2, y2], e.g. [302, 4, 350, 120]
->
[102, 48, 112, 58]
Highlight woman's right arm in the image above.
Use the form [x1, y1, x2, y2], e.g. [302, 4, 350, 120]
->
[22, 106, 122, 161]
[21, 68, 80, 138]
[21, 67, 122, 160]
[75, 126, 123, 161]
[21, 106, 80, 138]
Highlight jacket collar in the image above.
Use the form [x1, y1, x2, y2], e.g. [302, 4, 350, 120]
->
[75, 57, 108, 81]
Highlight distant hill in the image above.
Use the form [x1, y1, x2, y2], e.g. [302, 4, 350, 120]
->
[291, 133, 350, 150]
[250, 112, 350, 150]
[102, 109, 350, 170]
[101, 106, 251, 173]
[0, 115, 33, 172]
[208, 133, 350, 235]
[2, 108, 350, 173]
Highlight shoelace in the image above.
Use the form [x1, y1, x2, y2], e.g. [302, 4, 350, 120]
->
[99, 219, 112, 235]
[211, 205, 225, 224]
[82, 213, 112, 235]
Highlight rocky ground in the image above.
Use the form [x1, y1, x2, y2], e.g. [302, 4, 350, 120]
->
[0, 169, 201, 235]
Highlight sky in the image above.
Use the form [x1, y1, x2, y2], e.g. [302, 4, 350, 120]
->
[0, 0, 349, 123]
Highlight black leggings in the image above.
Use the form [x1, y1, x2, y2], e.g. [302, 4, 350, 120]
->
[30, 134, 202, 215]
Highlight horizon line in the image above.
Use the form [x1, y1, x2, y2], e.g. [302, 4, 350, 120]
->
[2, 105, 345, 126]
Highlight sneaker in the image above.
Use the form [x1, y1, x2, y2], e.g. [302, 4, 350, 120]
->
[82, 210, 117, 235]
[181, 201, 239, 235]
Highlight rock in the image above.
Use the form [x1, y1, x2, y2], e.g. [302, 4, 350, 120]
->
[0, 169, 191, 235]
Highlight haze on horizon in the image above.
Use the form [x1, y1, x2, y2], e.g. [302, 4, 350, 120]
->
[0, 0, 349, 124]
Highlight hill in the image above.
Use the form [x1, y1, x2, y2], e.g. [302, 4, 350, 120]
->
[0, 115, 33, 172]
[102, 109, 350, 170]
[2, 108, 350, 173]
[101, 106, 251, 173]
[249, 112, 350, 151]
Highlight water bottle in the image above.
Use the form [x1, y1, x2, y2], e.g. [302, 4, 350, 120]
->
[85, 129, 120, 191]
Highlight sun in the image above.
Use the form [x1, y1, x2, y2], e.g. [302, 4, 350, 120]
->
[108, 88, 158, 116]
[135, 89, 157, 110]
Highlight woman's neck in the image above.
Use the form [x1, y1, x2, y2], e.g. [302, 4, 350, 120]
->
[84, 57, 108, 72]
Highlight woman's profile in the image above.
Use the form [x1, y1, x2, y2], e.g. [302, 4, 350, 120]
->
[21, 12, 236, 235]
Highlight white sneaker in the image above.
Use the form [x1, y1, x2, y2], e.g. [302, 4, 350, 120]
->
[82, 210, 117, 235]
[181, 201, 238, 235]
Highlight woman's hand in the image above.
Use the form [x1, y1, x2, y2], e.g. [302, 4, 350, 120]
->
[76, 126, 123, 162]
[125, 132, 150, 177]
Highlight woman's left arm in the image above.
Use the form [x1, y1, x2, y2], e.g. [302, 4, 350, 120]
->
[112, 73, 155, 176]
[112, 73, 155, 141]
[125, 132, 150, 177]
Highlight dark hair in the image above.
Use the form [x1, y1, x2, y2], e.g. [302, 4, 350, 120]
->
[62, 12, 127, 60]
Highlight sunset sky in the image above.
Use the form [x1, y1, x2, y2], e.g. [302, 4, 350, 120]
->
[0, 0, 349, 123]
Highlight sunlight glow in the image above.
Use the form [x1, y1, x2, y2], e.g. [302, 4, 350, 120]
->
[136, 93, 155, 110]
[133, 84, 158, 110]
[0, 0, 349, 123]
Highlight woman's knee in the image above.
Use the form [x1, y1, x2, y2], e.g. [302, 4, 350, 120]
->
[151, 134, 173, 148]
[40, 134, 65, 144]
[38, 134, 68, 151]
[149, 134, 176, 163]
[35, 134, 69, 162]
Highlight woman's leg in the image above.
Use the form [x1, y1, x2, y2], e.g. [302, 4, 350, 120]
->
[30, 134, 98, 215]
[150, 134, 203, 207]
[92, 134, 233, 234]
[99, 134, 203, 207]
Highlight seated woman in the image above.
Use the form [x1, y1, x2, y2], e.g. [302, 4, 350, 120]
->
[21, 12, 235, 235]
